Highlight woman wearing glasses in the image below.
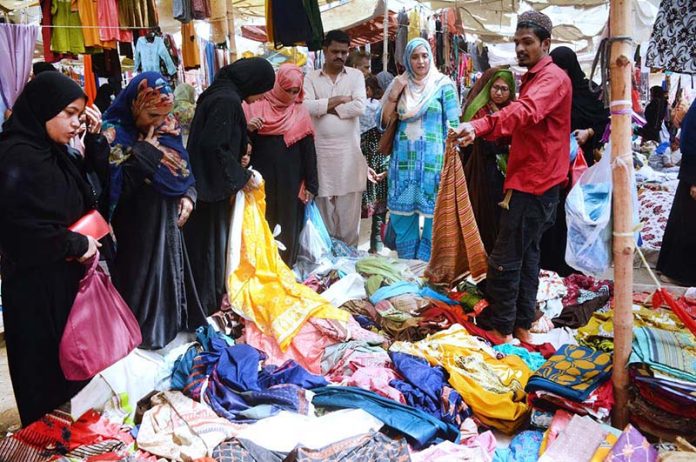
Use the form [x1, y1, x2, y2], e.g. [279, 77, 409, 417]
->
[461, 67, 516, 252]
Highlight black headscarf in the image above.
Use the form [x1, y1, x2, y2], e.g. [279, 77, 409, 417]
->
[198, 57, 275, 104]
[94, 83, 117, 114]
[1, 71, 86, 151]
[32, 61, 58, 76]
[550, 46, 609, 130]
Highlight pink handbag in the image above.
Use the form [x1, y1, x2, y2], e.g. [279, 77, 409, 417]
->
[59, 252, 142, 381]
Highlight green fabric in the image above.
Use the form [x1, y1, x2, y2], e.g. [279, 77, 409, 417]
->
[356, 257, 413, 296]
[51, 0, 85, 55]
[462, 70, 516, 122]
[301, 0, 324, 51]
[630, 327, 696, 382]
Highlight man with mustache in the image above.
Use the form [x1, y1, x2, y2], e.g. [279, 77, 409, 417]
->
[453, 11, 571, 344]
[304, 30, 368, 247]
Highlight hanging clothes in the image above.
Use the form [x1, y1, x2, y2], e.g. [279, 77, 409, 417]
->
[408, 8, 420, 42]
[82, 54, 98, 105]
[646, 0, 696, 74]
[191, 0, 211, 19]
[301, 0, 324, 51]
[91, 48, 122, 78]
[97, 0, 132, 43]
[269, 0, 315, 51]
[118, 0, 158, 29]
[395, 9, 409, 66]
[77, 0, 104, 48]
[181, 22, 201, 70]
[134, 36, 177, 75]
[40, 0, 66, 62]
[51, 0, 85, 55]
[173, 0, 192, 23]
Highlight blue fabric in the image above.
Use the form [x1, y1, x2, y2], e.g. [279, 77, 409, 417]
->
[312, 386, 460, 449]
[419, 286, 458, 305]
[391, 213, 433, 261]
[171, 346, 198, 390]
[492, 430, 544, 462]
[389, 352, 472, 426]
[493, 344, 546, 371]
[183, 343, 323, 422]
[369, 281, 421, 304]
[171, 325, 232, 390]
[569, 134, 580, 162]
[205, 42, 216, 86]
[580, 183, 611, 221]
[655, 141, 670, 155]
[102, 72, 194, 214]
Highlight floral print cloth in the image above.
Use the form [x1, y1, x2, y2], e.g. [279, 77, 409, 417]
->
[605, 424, 657, 462]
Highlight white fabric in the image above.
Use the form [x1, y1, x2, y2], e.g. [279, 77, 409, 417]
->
[529, 327, 578, 350]
[235, 409, 384, 453]
[538, 414, 606, 462]
[321, 272, 367, 307]
[225, 189, 246, 286]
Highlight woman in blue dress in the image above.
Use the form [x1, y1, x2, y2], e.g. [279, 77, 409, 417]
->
[378, 38, 460, 261]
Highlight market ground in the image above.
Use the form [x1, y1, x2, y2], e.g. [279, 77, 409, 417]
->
[0, 218, 686, 434]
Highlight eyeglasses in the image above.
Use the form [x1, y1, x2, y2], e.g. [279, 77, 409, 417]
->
[491, 85, 510, 93]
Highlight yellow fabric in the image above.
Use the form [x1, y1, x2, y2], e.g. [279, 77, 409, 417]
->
[589, 432, 618, 462]
[265, 0, 275, 44]
[577, 307, 685, 350]
[227, 185, 348, 351]
[391, 324, 531, 434]
[408, 9, 421, 41]
[77, 0, 102, 48]
[181, 22, 201, 70]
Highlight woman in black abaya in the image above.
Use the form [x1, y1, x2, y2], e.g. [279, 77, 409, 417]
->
[0, 72, 102, 425]
[184, 58, 275, 315]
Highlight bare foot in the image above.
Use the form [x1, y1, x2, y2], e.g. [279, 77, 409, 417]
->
[489, 329, 515, 344]
[514, 327, 534, 344]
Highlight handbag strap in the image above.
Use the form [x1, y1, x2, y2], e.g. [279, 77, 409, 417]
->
[83, 250, 101, 276]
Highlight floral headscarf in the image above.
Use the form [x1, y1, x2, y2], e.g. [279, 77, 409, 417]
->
[102, 72, 194, 214]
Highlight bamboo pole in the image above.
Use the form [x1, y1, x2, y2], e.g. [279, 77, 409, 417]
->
[226, 0, 238, 62]
[609, 0, 635, 429]
[382, 0, 389, 73]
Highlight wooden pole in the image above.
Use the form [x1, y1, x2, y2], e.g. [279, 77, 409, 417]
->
[226, 0, 238, 62]
[382, 0, 389, 73]
[609, 0, 635, 430]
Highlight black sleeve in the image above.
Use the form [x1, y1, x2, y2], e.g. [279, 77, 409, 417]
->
[117, 141, 164, 200]
[300, 136, 319, 196]
[83, 133, 111, 185]
[197, 103, 252, 195]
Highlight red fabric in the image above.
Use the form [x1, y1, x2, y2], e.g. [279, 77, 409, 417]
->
[83, 55, 97, 106]
[243, 63, 314, 147]
[659, 288, 696, 336]
[471, 56, 572, 195]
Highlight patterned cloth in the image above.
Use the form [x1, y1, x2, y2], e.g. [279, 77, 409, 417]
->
[630, 327, 696, 382]
[646, 0, 696, 74]
[425, 136, 488, 284]
[361, 127, 388, 218]
[638, 188, 673, 252]
[526, 344, 612, 402]
[383, 85, 460, 217]
[605, 424, 657, 462]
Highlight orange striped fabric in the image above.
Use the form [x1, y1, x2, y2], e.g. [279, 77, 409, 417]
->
[425, 135, 488, 285]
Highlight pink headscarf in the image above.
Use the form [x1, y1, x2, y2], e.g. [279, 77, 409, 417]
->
[243, 63, 314, 147]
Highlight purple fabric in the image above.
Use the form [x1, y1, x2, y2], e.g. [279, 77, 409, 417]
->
[605, 424, 657, 462]
[0, 24, 38, 109]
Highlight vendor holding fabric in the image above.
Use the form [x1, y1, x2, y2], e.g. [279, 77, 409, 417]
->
[454, 11, 571, 343]
[460, 67, 516, 253]
[103, 72, 207, 350]
[379, 38, 461, 261]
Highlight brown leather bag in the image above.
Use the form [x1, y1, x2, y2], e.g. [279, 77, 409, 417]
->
[378, 111, 399, 155]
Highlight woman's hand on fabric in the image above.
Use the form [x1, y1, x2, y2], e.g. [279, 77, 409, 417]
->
[247, 117, 264, 132]
[243, 170, 263, 192]
[143, 125, 161, 149]
[690, 185, 696, 201]
[85, 105, 102, 134]
[78, 236, 102, 263]
[573, 129, 591, 146]
[177, 197, 194, 227]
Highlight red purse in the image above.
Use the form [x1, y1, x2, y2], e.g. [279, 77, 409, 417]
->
[59, 252, 142, 380]
[68, 210, 110, 240]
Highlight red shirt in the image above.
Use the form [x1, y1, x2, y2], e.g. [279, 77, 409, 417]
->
[471, 55, 572, 195]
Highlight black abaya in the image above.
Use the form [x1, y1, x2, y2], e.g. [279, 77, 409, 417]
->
[184, 58, 275, 315]
[249, 134, 318, 266]
[0, 72, 93, 426]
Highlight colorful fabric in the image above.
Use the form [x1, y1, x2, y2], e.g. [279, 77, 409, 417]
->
[526, 344, 612, 402]
[630, 327, 696, 382]
[244, 63, 314, 147]
[529, 380, 614, 420]
[227, 185, 349, 350]
[646, 0, 696, 74]
[604, 424, 657, 462]
[390, 213, 433, 261]
[494, 344, 546, 371]
[391, 324, 531, 434]
[425, 135, 488, 284]
[102, 72, 194, 213]
[638, 187, 673, 252]
[360, 127, 388, 218]
[312, 386, 460, 449]
[492, 430, 543, 462]
[172, 83, 196, 135]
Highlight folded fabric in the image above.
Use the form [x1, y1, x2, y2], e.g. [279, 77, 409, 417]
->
[137, 391, 243, 461]
[630, 327, 696, 382]
[234, 409, 384, 453]
[369, 281, 421, 304]
[604, 424, 657, 462]
[529, 380, 614, 420]
[343, 366, 405, 403]
[526, 344, 612, 402]
[389, 351, 472, 426]
[391, 325, 531, 434]
[630, 364, 696, 415]
[537, 414, 606, 462]
[312, 386, 460, 449]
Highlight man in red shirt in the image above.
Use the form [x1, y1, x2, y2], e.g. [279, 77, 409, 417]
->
[455, 10, 572, 343]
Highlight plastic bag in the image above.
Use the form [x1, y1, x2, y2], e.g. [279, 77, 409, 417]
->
[565, 144, 614, 277]
[297, 201, 332, 264]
